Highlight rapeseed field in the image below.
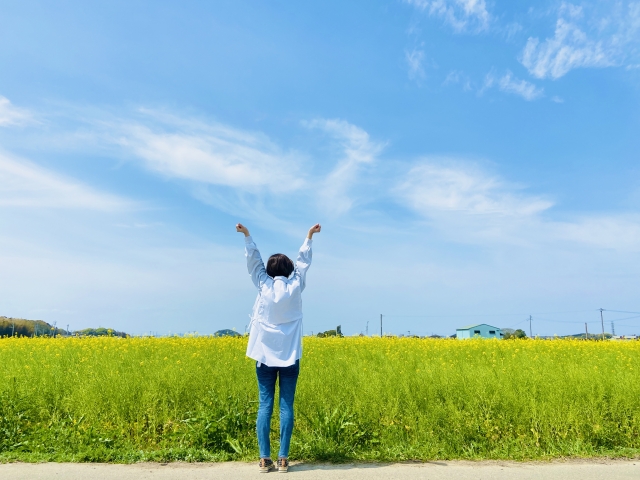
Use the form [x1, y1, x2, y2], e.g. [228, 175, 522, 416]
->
[1, 336, 639, 462]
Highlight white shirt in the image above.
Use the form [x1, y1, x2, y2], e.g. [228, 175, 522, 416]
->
[244, 235, 312, 367]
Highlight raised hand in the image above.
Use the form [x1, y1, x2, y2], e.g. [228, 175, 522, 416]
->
[307, 223, 321, 239]
[236, 223, 250, 236]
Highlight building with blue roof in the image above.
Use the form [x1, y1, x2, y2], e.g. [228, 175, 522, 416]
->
[456, 324, 504, 340]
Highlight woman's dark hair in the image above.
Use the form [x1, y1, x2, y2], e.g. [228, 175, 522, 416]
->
[267, 254, 294, 278]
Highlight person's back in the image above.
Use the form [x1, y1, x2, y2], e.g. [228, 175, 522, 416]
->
[236, 222, 321, 472]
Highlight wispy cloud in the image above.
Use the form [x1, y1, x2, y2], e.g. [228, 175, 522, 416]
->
[0, 152, 130, 210]
[521, 19, 613, 79]
[483, 70, 544, 101]
[553, 214, 640, 251]
[445, 68, 543, 101]
[304, 119, 385, 215]
[113, 112, 386, 218]
[116, 111, 306, 194]
[395, 158, 640, 252]
[405, 0, 491, 33]
[54, 108, 388, 222]
[0, 96, 32, 127]
[7, 97, 639, 257]
[521, 2, 640, 79]
[0, 100, 388, 223]
[397, 160, 552, 217]
[406, 48, 426, 82]
[443, 70, 473, 90]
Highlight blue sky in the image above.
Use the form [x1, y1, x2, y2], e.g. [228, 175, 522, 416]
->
[1, 0, 640, 337]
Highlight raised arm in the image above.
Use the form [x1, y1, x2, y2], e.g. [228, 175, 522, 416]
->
[237, 223, 269, 289]
[295, 224, 321, 291]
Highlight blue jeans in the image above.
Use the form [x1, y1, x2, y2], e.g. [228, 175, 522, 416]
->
[256, 360, 300, 459]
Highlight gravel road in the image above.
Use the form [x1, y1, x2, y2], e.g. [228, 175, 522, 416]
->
[1, 459, 638, 480]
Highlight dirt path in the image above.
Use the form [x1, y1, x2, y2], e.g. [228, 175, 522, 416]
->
[1, 459, 638, 479]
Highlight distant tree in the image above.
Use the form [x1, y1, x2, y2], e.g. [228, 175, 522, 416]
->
[317, 329, 335, 338]
[515, 329, 527, 338]
[214, 329, 242, 337]
[504, 329, 527, 340]
[1, 317, 128, 338]
[75, 327, 127, 338]
[317, 328, 343, 338]
[0, 317, 67, 337]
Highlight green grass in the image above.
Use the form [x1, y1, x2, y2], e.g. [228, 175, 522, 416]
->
[1, 336, 639, 462]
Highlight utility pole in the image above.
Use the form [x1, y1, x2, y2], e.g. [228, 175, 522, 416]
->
[611, 321, 615, 337]
[11, 320, 15, 337]
[585, 322, 589, 340]
[529, 315, 532, 338]
[366, 321, 369, 336]
[380, 314, 383, 337]
[599, 308, 605, 341]
[67, 324, 69, 337]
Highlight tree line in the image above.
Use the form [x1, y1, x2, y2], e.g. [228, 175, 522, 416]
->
[1, 317, 127, 337]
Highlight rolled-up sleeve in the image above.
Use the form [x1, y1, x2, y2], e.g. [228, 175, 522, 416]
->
[294, 238, 312, 292]
[245, 236, 268, 289]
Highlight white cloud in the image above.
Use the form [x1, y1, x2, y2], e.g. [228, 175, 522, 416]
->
[552, 215, 640, 251]
[304, 119, 385, 215]
[483, 70, 544, 101]
[0, 152, 130, 210]
[397, 161, 552, 217]
[497, 71, 544, 100]
[444, 70, 463, 84]
[521, 2, 640, 79]
[406, 48, 426, 81]
[443, 70, 473, 90]
[0, 96, 32, 127]
[559, 2, 584, 19]
[395, 159, 640, 252]
[116, 112, 305, 193]
[521, 19, 613, 79]
[109, 112, 386, 218]
[405, 0, 491, 33]
[503, 21, 523, 41]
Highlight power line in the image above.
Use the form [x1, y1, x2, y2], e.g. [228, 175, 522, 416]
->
[505, 314, 640, 325]
[510, 317, 592, 325]
[381, 309, 606, 320]
[605, 314, 640, 322]
[530, 309, 598, 315]
[382, 312, 574, 318]
[379, 314, 640, 326]
[503, 319, 528, 328]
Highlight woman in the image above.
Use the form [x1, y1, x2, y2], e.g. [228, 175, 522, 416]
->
[236, 222, 321, 473]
